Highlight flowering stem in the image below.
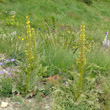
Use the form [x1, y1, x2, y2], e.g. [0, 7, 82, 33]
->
[25, 16, 37, 94]
[76, 24, 86, 100]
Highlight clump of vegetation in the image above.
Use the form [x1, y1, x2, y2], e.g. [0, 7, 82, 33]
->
[52, 24, 99, 110]
[24, 16, 37, 93]
[0, 76, 12, 97]
[75, 24, 86, 100]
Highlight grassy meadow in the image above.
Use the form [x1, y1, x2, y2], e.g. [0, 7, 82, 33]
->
[0, 0, 110, 110]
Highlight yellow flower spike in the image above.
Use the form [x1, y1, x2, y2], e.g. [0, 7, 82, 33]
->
[81, 24, 85, 28]
[81, 29, 85, 32]
[26, 16, 29, 19]
[26, 21, 30, 25]
[25, 16, 37, 93]
[67, 30, 71, 33]
[76, 24, 86, 100]
[32, 28, 37, 59]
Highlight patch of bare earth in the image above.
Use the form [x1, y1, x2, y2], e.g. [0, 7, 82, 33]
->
[0, 95, 52, 110]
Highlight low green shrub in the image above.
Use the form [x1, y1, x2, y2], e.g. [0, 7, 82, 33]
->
[14, 54, 47, 95]
[52, 76, 101, 110]
[0, 77, 12, 97]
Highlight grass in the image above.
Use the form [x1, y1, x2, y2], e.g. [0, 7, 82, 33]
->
[0, 0, 110, 110]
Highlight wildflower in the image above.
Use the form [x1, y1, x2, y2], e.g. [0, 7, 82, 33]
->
[76, 24, 86, 100]
[81, 24, 85, 28]
[5, 60, 9, 62]
[105, 32, 108, 35]
[26, 20, 30, 25]
[102, 32, 109, 47]
[7, 68, 11, 71]
[11, 59, 15, 62]
[73, 46, 78, 48]
[11, 15, 15, 19]
[0, 71, 4, 74]
[8, 72, 11, 75]
[26, 16, 29, 19]
[73, 46, 75, 48]
[22, 38, 24, 40]
[59, 72, 62, 74]
[0, 62, 3, 65]
[18, 36, 21, 39]
[49, 85, 52, 87]
[67, 30, 71, 33]
[32, 28, 37, 59]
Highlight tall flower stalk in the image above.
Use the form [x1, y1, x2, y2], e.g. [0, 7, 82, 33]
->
[32, 28, 37, 63]
[25, 16, 37, 93]
[76, 24, 86, 100]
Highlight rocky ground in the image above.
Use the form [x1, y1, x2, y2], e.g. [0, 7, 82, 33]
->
[0, 95, 51, 110]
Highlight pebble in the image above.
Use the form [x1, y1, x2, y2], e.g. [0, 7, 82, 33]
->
[1, 102, 8, 108]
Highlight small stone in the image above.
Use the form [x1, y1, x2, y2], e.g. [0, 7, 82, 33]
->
[45, 104, 50, 109]
[1, 102, 8, 108]
[9, 11, 16, 15]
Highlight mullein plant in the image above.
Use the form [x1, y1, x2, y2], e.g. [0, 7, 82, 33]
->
[6, 15, 19, 26]
[76, 24, 86, 100]
[25, 16, 37, 93]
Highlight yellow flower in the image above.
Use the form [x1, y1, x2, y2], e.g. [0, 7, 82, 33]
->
[22, 38, 24, 40]
[11, 16, 15, 19]
[18, 36, 21, 39]
[81, 29, 85, 32]
[81, 24, 85, 28]
[73, 46, 77, 48]
[26, 16, 29, 19]
[26, 21, 30, 25]
[73, 46, 75, 48]
[67, 30, 71, 33]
